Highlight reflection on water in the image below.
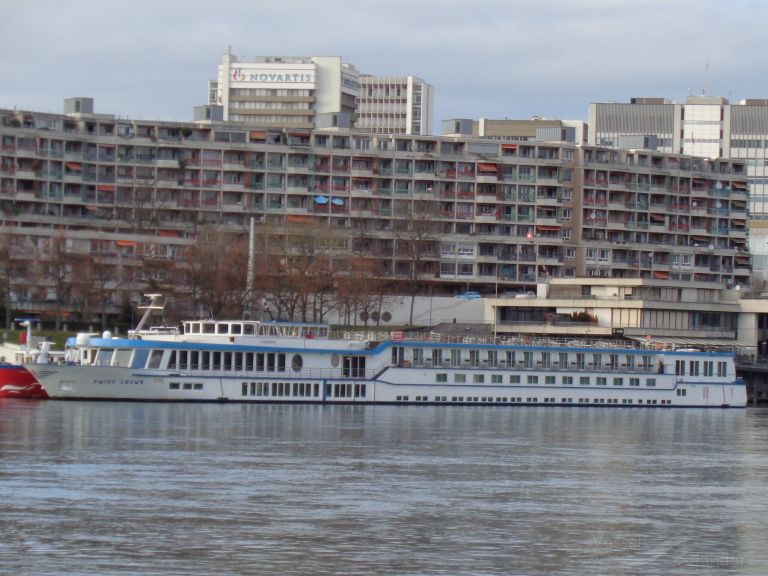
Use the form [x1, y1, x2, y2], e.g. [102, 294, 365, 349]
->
[1, 400, 767, 575]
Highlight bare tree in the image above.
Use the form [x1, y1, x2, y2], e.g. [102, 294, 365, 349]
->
[0, 232, 28, 329]
[38, 234, 79, 331]
[394, 199, 439, 324]
[177, 226, 250, 318]
[71, 247, 117, 331]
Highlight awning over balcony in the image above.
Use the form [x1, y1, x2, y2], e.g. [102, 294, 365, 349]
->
[249, 130, 266, 140]
[331, 198, 345, 206]
[313, 195, 329, 204]
[650, 213, 665, 221]
[65, 162, 82, 170]
[97, 185, 115, 192]
[732, 181, 748, 189]
[114, 240, 136, 247]
[536, 225, 560, 231]
[652, 271, 670, 279]
[501, 144, 518, 151]
[477, 163, 498, 172]
[287, 215, 314, 223]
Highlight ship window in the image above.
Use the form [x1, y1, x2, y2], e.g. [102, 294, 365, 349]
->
[231, 324, 242, 335]
[562, 376, 573, 385]
[193, 383, 203, 390]
[183, 383, 192, 390]
[454, 374, 466, 383]
[630, 377, 640, 387]
[170, 382, 180, 390]
[596, 377, 607, 386]
[243, 324, 254, 335]
[580, 376, 590, 385]
[545, 375, 556, 385]
[216, 324, 228, 334]
[510, 375, 520, 384]
[292, 354, 303, 372]
[527, 375, 538, 384]
[203, 323, 215, 334]
[97, 348, 115, 366]
[646, 378, 656, 387]
[491, 374, 502, 384]
[148, 349, 163, 369]
[436, 373, 447, 383]
[613, 378, 623, 386]
[474, 374, 485, 383]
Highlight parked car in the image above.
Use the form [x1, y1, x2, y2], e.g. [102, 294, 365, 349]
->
[454, 291, 482, 299]
[514, 291, 536, 299]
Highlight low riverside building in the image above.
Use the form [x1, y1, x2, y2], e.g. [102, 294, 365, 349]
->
[0, 99, 752, 321]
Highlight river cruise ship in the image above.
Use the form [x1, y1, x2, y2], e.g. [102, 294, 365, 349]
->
[26, 318, 746, 408]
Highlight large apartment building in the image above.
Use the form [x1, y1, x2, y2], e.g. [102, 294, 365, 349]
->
[355, 75, 433, 135]
[0, 101, 751, 319]
[589, 95, 768, 285]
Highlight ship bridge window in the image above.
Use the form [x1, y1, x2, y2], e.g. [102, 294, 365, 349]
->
[203, 323, 215, 334]
[148, 349, 164, 369]
[132, 349, 150, 369]
[243, 324, 255, 335]
[113, 349, 132, 367]
[217, 324, 228, 335]
[231, 324, 242, 335]
[96, 348, 115, 366]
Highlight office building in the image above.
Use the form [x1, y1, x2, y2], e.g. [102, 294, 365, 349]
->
[355, 75, 433, 135]
[209, 53, 360, 129]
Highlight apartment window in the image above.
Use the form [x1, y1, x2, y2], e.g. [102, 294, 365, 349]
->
[510, 375, 520, 384]
[527, 375, 539, 385]
[454, 374, 466, 383]
[562, 376, 573, 385]
[436, 373, 447, 383]
[545, 375, 556, 385]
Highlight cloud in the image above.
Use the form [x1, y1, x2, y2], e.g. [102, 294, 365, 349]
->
[1, 0, 765, 126]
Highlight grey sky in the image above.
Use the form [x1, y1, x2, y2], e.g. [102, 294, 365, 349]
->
[1, 0, 764, 127]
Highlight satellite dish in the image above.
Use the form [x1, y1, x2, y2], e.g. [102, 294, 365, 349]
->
[716, 181, 723, 189]
[735, 284, 741, 291]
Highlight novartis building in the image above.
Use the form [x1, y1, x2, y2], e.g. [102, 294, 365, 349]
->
[209, 53, 360, 129]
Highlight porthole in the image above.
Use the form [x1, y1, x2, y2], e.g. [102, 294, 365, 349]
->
[291, 354, 303, 372]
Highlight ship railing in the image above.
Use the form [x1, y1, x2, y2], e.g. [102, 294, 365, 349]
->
[337, 331, 681, 351]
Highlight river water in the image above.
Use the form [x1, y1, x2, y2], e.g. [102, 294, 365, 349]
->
[1, 401, 767, 575]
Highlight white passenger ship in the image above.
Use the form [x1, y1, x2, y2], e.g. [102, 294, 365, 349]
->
[27, 317, 746, 408]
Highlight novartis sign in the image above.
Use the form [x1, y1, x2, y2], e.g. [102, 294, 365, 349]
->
[231, 68, 315, 84]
